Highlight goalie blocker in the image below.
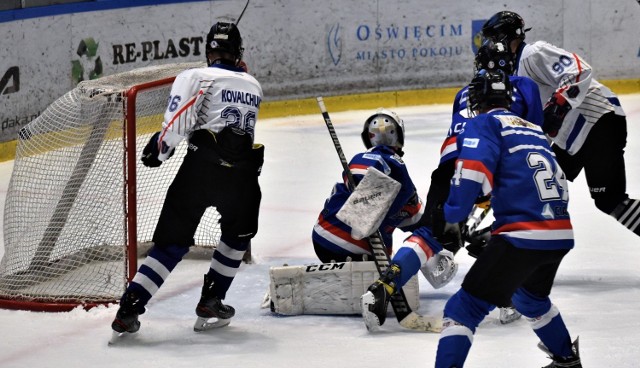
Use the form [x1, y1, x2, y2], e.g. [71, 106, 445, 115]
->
[266, 261, 419, 315]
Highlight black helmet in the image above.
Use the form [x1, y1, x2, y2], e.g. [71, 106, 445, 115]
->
[475, 39, 514, 75]
[206, 22, 244, 66]
[361, 108, 405, 150]
[467, 69, 513, 113]
[481, 11, 530, 45]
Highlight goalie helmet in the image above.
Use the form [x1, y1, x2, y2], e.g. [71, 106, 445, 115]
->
[206, 22, 244, 66]
[361, 108, 405, 151]
[467, 69, 513, 113]
[474, 40, 514, 75]
[481, 11, 531, 45]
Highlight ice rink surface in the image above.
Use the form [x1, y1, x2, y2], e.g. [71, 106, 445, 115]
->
[0, 94, 639, 367]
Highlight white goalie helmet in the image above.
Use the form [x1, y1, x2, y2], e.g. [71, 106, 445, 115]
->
[361, 108, 405, 150]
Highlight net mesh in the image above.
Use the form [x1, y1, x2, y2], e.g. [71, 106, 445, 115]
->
[0, 62, 222, 308]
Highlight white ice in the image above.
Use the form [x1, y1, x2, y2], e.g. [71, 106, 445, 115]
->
[1, 94, 639, 367]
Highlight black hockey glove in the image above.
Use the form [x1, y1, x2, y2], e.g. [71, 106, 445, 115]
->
[141, 132, 163, 168]
[465, 226, 491, 259]
[542, 92, 572, 138]
[431, 203, 463, 254]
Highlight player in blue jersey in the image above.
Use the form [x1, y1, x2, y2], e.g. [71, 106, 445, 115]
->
[312, 108, 426, 263]
[110, 21, 264, 337]
[424, 39, 543, 249]
[364, 70, 581, 367]
[482, 11, 639, 238]
[422, 40, 545, 323]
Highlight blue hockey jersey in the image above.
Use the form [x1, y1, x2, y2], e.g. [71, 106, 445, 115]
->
[439, 76, 543, 165]
[312, 145, 423, 257]
[445, 109, 574, 250]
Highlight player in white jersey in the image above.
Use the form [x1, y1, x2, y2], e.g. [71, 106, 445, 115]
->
[111, 22, 264, 335]
[482, 11, 640, 238]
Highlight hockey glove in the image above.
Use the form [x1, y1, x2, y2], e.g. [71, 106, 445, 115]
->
[431, 203, 463, 254]
[542, 92, 571, 137]
[465, 226, 491, 258]
[141, 132, 175, 168]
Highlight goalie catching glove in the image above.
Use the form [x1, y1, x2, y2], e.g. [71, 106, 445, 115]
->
[141, 132, 174, 167]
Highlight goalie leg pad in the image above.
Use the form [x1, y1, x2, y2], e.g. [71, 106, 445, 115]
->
[268, 261, 419, 315]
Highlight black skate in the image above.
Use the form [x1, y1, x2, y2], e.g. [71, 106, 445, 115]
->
[361, 264, 401, 332]
[539, 337, 582, 368]
[111, 291, 142, 334]
[109, 291, 143, 345]
[194, 274, 235, 331]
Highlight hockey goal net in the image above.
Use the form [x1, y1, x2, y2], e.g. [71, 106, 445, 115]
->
[0, 62, 230, 311]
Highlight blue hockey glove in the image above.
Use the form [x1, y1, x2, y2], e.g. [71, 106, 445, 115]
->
[543, 92, 571, 137]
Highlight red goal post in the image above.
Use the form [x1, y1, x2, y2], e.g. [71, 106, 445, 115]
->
[0, 62, 227, 311]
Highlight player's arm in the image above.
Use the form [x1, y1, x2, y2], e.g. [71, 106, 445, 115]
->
[444, 116, 499, 224]
[158, 73, 206, 160]
[522, 43, 593, 136]
[519, 77, 544, 127]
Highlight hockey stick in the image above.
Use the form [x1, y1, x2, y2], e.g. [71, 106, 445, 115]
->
[235, 0, 250, 25]
[316, 97, 440, 332]
[462, 204, 491, 241]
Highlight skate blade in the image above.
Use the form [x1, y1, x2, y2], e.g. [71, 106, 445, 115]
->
[108, 330, 133, 345]
[193, 316, 231, 332]
[360, 292, 381, 332]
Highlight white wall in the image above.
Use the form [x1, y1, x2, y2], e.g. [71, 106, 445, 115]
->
[1, 0, 639, 141]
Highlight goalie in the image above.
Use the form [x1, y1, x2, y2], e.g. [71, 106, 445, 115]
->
[312, 108, 456, 287]
[267, 109, 456, 316]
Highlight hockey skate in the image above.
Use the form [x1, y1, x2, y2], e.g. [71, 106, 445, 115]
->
[499, 304, 522, 324]
[538, 337, 582, 368]
[194, 274, 235, 331]
[109, 291, 142, 344]
[361, 264, 400, 332]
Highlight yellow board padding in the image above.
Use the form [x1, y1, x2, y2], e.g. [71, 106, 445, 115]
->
[1, 79, 638, 163]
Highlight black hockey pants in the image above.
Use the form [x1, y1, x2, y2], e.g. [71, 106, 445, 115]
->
[553, 112, 628, 214]
[152, 130, 262, 248]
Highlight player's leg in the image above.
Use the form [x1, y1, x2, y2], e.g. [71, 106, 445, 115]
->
[196, 168, 261, 320]
[112, 154, 209, 333]
[435, 237, 546, 367]
[512, 250, 580, 367]
[583, 113, 639, 236]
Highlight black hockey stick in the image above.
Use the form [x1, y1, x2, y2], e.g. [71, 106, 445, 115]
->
[316, 97, 440, 332]
[235, 0, 250, 25]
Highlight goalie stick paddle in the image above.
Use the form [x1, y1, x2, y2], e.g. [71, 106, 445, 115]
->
[316, 97, 440, 333]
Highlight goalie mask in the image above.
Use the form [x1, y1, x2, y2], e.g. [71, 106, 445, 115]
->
[474, 40, 514, 75]
[467, 69, 513, 113]
[361, 108, 405, 151]
[481, 11, 531, 46]
[206, 22, 244, 66]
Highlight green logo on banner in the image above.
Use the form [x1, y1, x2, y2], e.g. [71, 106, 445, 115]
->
[71, 38, 103, 84]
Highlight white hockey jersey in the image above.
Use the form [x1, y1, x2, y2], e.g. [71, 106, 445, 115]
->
[157, 64, 263, 160]
[515, 41, 625, 155]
